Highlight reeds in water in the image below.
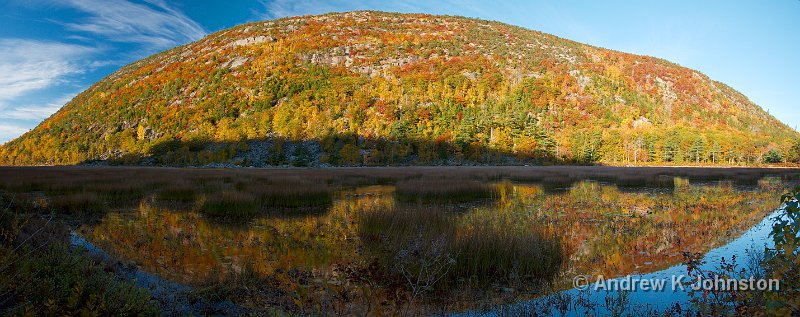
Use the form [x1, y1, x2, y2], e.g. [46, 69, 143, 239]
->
[200, 191, 259, 218]
[252, 182, 332, 208]
[395, 178, 496, 203]
[157, 186, 198, 204]
[359, 204, 564, 288]
[47, 192, 105, 216]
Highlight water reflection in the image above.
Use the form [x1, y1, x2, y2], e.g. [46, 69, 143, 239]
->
[81, 185, 395, 284]
[509, 179, 778, 288]
[79, 178, 782, 310]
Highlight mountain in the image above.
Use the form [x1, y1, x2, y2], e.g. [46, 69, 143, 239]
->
[1, 11, 796, 166]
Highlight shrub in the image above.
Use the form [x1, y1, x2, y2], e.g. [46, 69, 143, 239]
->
[763, 149, 783, 164]
[765, 188, 800, 315]
[0, 244, 159, 316]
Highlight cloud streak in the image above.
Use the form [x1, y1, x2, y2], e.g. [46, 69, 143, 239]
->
[0, 0, 207, 143]
[0, 93, 75, 121]
[0, 124, 30, 144]
[0, 39, 94, 104]
[53, 0, 206, 49]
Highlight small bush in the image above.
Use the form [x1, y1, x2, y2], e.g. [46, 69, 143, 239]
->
[763, 149, 783, 164]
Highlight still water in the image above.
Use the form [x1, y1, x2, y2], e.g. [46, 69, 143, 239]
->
[75, 177, 785, 313]
[459, 208, 781, 316]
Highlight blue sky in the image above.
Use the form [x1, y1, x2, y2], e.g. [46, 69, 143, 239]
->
[0, 0, 798, 143]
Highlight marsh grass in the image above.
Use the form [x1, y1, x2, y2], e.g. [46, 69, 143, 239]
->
[359, 204, 565, 289]
[252, 183, 333, 208]
[1, 166, 793, 315]
[0, 196, 158, 316]
[86, 183, 146, 207]
[614, 174, 674, 188]
[47, 192, 105, 217]
[157, 186, 198, 205]
[395, 178, 496, 204]
[452, 211, 564, 285]
[540, 176, 576, 192]
[200, 191, 259, 218]
[43, 185, 85, 196]
[359, 206, 454, 244]
[0, 166, 794, 211]
[0, 192, 45, 214]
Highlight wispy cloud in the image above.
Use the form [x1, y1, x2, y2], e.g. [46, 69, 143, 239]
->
[0, 124, 31, 144]
[0, 93, 75, 121]
[0, 0, 206, 143]
[0, 39, 94, 104]
[0, 104, 63, 121]
[51, 0, 206, 49]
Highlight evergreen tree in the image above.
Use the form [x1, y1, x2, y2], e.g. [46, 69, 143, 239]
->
[688, 137, 706, 163]
[663, 137, 678, 162]
[787, 139, 800, 163]
[708, 142, 722, 164]
[292, 143, 311, 167]
[763, 149, 783, 163]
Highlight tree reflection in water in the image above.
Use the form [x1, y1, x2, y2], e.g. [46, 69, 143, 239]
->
[80, 178, 781, 312]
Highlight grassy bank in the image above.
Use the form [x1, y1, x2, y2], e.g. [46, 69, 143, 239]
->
[0, 194, 158, 316]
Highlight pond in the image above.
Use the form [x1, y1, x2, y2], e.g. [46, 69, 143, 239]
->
[72, 175, 787, 315]
[459, 207, 782, 316]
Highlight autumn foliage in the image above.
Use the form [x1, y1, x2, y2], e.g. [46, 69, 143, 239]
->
[0, 11, 796, 166]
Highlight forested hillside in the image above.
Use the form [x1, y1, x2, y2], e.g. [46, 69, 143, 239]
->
[1, 11, 797, 166]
